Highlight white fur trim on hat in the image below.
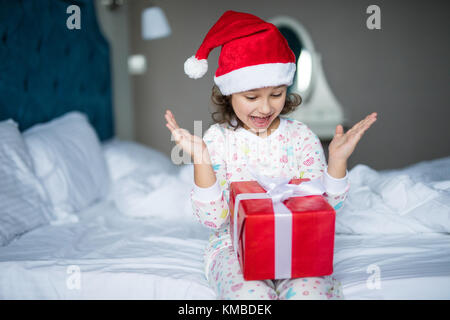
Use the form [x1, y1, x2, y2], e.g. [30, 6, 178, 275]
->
[184, 55, 208, 79]
[214, 62, 296, 95]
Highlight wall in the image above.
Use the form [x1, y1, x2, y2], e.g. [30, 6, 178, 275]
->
[128, 0, 450, 170]
[95, 0, 135, 140]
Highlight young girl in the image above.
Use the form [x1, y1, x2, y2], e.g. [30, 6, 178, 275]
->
[165, 11, 377, 300]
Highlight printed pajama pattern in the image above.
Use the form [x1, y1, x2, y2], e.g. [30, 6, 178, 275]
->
[191, 117, 350, 300]
[208, 246, 344, 300]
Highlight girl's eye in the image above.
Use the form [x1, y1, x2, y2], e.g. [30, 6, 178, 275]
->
[246, 96, 257, 100]
[272, 93, 282, 97]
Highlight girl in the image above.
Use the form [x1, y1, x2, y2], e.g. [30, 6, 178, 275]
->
[165, 11, 377, 300]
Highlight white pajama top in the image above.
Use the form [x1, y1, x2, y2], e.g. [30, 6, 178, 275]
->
[190, 117, 350, 279]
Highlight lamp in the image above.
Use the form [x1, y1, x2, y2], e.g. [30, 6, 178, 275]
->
[102, 0, 171, 40]
[101, 0, 124, 11]
[141, 5, 171, 40]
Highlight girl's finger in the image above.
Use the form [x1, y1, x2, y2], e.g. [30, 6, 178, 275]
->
[168, 110, 180, 129]
[353, 122, 369, 136]
[165, 110, 177, 127]
[165, 112, 175, 127]
[166, 122, 176, 134]
[166, 123, 179, 139]
[353, 115, 374, 132]
[360, 116, 377, 130]
[166, 116, 173, 128]
[355, 117, 376, 136]
[167, 123, 185, 141]
[358, 115, 372, 127]
[165, 109, 172, 120]
[335, 124, 344, 136]
[361, 113, 377, 128]
[348, 121, 362, 135]
[165, 123, 170, 132]
[347, 113, 377, 137]
[362, 119, 377, 133]
[173, 129, 184, 142]
[165, 118, 175, 131]
[166, 114, 177, 129]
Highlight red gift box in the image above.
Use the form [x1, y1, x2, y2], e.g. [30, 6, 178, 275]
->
[229, 178, 336, 281]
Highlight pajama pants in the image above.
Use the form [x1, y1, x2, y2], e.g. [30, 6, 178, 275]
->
[207, 245, 344, 300]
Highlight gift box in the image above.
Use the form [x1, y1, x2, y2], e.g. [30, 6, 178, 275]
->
[229, 177, 336, 281]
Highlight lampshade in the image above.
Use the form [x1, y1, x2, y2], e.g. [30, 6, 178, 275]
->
[141, 6, 171, 40]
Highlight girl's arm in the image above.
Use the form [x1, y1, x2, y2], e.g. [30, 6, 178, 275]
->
[327, 112, 377, 178]
[193, 148, 216, 187]
[165, 110, 229, 229]
[297, 112, 378, 211]
[190, 125, 230, 230]
[296, 124, 350, 211]
[327, 158, 347, 179]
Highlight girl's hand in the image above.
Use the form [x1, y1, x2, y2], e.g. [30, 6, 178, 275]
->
[164, 109, 210, 164]
[328, 112, 378, 162]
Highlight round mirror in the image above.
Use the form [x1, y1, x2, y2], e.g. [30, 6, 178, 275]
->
[268, 16, 316, 102]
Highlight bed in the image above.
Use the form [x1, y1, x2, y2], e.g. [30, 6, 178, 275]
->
[0, 0, 449, 300]
[0, 137, 449, 300]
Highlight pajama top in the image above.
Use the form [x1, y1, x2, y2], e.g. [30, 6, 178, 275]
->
[190, 117, 350, 279]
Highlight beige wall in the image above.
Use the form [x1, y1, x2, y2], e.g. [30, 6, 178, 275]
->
[127, 0, 450, 170]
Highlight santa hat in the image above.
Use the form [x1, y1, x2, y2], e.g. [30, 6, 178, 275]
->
[184, 10, 296, 95]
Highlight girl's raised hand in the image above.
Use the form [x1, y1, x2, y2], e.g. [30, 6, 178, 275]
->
[328, 112, 377, 162]
[164, 109, 210, 164]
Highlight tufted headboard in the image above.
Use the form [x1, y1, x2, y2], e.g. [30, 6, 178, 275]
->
[0, 0, 114, 141]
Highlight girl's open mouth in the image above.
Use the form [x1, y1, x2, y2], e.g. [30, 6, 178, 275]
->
[250, 115, 271, 128]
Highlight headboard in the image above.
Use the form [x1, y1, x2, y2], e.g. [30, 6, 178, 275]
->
[0, 0, 114, 141]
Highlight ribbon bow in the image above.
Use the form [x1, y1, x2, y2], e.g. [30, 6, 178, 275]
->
[247, 166, 326, 203]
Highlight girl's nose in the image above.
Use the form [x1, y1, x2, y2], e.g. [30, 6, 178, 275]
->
[258, 98, 272, 115]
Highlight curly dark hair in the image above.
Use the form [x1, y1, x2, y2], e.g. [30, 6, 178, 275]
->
[210, 85, 302, 130]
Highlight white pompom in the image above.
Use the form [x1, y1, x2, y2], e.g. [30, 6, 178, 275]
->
[184, 55, 208, 79]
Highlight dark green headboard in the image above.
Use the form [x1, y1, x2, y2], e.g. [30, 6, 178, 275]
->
[0, 0, 114, 141]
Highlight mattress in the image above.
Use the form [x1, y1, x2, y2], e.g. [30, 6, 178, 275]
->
[0, 199, 215, 299]
[0, 197, 448, 299]
[333, 233, 450, 299]
[1, 139, 449, 299]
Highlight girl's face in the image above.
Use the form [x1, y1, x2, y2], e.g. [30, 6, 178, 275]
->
[231, 85, 287, 134]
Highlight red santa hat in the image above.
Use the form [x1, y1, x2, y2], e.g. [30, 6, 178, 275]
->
[184, 10, 296, 95]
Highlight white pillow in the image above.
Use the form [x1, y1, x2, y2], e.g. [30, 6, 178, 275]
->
[112, 167, 193, 221]
[102, 138, 177, 181]
[0, 119, 52, 246]
[102, 139, 195, 221]
[23, 112, 111, 223]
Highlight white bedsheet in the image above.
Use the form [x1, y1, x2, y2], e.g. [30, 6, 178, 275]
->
[335, 157, 450, 234]
[110, 148, 450, 234]
[333, 233, 450, 299]
[1, 138, 449, 300]
[0, 197, 449, 299]
[0, 199, 215, 299]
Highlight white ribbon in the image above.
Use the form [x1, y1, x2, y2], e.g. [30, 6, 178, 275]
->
[232, 167, 326, 279]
